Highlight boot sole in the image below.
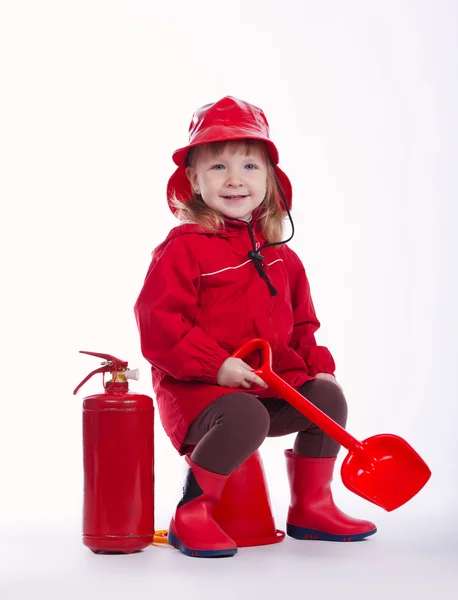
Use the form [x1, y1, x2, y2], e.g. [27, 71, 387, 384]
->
[167, 531, 238, 558]
[287, 523, 377, 542]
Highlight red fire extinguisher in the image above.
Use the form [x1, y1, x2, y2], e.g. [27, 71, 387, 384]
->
[73, 351, 154, 554]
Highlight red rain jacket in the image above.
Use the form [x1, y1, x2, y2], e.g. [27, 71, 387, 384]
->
[134, 219, 335, 453]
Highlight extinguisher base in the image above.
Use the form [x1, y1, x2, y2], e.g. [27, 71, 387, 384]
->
[83, 535, 153, 554]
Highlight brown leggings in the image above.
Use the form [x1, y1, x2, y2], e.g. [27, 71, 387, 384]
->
[183, 378, 348, 475]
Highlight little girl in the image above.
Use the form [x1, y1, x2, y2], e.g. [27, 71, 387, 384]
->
[134, 96, 377, 558]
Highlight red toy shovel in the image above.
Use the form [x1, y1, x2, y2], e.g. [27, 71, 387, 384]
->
[232, 338, 431, 512]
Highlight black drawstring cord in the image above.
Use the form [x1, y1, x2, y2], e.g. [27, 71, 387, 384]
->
[224, 217, 278, 296]
[258, 162, 295, 251]
[247, 248, 278, 296]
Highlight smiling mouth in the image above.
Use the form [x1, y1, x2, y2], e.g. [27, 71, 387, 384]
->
[222, 195, 248, 201]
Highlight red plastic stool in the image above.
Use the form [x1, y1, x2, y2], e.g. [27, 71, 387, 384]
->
[213, 450, 285, 547]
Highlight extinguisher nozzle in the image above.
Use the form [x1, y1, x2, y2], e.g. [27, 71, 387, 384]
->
[126, 368, 140, 381]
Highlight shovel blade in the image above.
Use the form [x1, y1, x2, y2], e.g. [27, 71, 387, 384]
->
[341, 434, 431, 512]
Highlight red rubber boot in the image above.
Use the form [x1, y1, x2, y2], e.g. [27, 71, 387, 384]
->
[285, 450, 377, 542]
[168, 456, 237, 558]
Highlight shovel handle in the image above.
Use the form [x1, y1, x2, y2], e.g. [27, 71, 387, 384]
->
[232, 339, 364, 454]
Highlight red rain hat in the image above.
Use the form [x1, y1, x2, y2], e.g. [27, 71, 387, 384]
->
[166, 96, 292, 213]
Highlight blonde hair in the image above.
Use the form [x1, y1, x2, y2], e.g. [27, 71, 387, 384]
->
[170, 140, 287, 243]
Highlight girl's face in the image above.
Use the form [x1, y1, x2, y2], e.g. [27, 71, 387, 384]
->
[186, 142, 268, 221]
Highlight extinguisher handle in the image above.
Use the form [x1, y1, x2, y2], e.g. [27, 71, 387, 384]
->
[73, 351, 129, 395]
[73, 365, 112, 395]
[79, 350, 128, 367]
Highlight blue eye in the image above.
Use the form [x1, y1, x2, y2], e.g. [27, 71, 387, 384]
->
[211, 164, 225, 170]
[244, 163, 257, 170]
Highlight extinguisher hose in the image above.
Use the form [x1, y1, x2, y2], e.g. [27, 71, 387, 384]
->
[152, 530, 170, 545]
[103, 369, 118, 391]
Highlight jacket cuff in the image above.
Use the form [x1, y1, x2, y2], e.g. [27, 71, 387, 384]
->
[306, 346, 336, 377]
[200, 346, 231, 384]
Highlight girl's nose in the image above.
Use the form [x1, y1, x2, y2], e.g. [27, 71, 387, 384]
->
[226, 170, 244, 186]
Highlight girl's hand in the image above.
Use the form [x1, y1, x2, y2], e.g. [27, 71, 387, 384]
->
[216, 357, 268, 390]
[314, 372, 343, 392]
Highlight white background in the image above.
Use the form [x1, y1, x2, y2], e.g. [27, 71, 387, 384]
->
[0, 0, 457, 598]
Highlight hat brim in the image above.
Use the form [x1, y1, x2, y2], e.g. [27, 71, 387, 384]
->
[172, 126, 280, 167]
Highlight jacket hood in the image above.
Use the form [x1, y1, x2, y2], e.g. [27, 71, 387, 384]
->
[162, 215, 264, 244]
